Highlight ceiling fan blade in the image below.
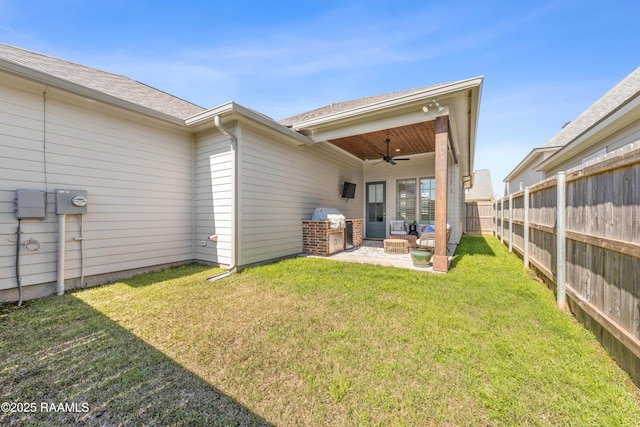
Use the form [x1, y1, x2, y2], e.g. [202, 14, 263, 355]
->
[393, 158, 410, 161]
[389, 159, 397, 165]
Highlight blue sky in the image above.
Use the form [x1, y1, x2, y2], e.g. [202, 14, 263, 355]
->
[1, 0, 638, 196]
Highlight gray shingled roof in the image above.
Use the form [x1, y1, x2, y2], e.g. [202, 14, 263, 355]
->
[278, 82, 450, 126]
[465, 169, 494, 201]
[0, 43, 205, 120]
[541, 67, 640, 148]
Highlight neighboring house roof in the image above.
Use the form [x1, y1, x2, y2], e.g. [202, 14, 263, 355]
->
[0, 43, 205, 121]
[537, 67, 640, 171]
[465, 169, 494, 201]
[504, 66, 640, 183]
[541, 67, 640, 150]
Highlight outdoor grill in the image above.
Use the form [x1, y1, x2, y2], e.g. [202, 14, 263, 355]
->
[311, 207, 346, 229]
[303, 208, 356, 256]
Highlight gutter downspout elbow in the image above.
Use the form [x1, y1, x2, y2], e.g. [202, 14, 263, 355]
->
[211, 115, 238, 279]
[214, 115, 237, 145]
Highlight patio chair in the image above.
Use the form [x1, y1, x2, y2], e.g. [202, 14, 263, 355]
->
[417, 224, 452, 254]
[389, 220, 408, 236]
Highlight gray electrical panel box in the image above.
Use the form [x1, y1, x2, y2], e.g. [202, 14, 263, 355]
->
[56, 189, 88, 215]
[15, 189, 47, 220]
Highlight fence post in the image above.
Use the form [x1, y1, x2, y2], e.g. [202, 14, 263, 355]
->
[495, 199, 499, 237]
[556, 172, 566, 309]
[493, 200, 497, 236]
[523, 187, 529, 269]
[508, 193, 513, 253]
[500, 197, 505, 244]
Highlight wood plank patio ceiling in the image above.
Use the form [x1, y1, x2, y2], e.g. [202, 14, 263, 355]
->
[328, 121, 436, 161]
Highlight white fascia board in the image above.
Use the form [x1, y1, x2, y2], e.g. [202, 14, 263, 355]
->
[184, 101, 236, 126]
[291, 76, 484, 130]
[185, 102, 314, 146]
[503, 147, 558, 182]
[535, 94, 640, 172]
[0, 58, 187, 126]
[466, 82, 483, 182]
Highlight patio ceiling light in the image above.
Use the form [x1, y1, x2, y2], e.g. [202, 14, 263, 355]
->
[422, 99, 444, 113]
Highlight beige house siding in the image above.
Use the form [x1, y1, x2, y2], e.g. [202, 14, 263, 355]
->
[507, 167, 546, 195]
[0, 74, 194, 296]
[1, 77, 52, 289]
[193, 129, 234, 266]
[505, 151, 553, 195]
[238, 125, 364, 267]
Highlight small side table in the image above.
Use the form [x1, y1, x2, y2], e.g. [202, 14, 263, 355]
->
[408, 224, 418, 236]
[390, 234, 417, 248]
[383, 238, 409, 254]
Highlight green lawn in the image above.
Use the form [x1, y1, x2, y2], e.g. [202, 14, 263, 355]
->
[1, 235, 639, 426]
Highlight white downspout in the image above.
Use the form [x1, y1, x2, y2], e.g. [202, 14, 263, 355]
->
[209, 115, 238, 280]
[191, 136, 196, 262]
[56, 214, 66, 295]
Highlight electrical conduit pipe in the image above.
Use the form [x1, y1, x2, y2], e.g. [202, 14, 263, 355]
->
[73, 214, 85, 287]
[56, 214, 66, 295]
[15, 220, 23, 306]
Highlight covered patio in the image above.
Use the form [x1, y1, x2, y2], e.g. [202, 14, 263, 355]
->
[282, 77, 483, 272]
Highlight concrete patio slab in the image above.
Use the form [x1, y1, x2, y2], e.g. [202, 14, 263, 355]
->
[306, 240, 454, 272]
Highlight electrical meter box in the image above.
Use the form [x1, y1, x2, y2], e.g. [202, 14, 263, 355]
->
[15, 189, 47, 220]
[56, 189, 88, 215]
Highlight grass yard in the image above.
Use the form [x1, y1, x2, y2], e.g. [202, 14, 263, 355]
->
[1, 235, 639, 426]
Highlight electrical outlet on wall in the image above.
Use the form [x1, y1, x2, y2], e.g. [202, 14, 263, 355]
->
[200, 241, 207, 247]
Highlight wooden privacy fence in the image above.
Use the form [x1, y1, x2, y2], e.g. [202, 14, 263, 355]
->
[494, 143, 640, 381]
[465, 201, 494, 234]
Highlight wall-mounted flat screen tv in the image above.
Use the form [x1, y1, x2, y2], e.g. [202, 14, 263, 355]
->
[342, 182, 356, 199]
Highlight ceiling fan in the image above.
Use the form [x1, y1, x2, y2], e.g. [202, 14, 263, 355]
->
[375, 138, 410, 165]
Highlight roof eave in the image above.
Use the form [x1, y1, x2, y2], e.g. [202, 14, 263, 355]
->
[185, 102, 314, 146]
[464, 78, 484, 188]
[288, 76, 484, 130]
[0, 58, 187, 126]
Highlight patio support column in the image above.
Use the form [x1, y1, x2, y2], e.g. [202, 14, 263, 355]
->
[432, 115, 449, 272]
